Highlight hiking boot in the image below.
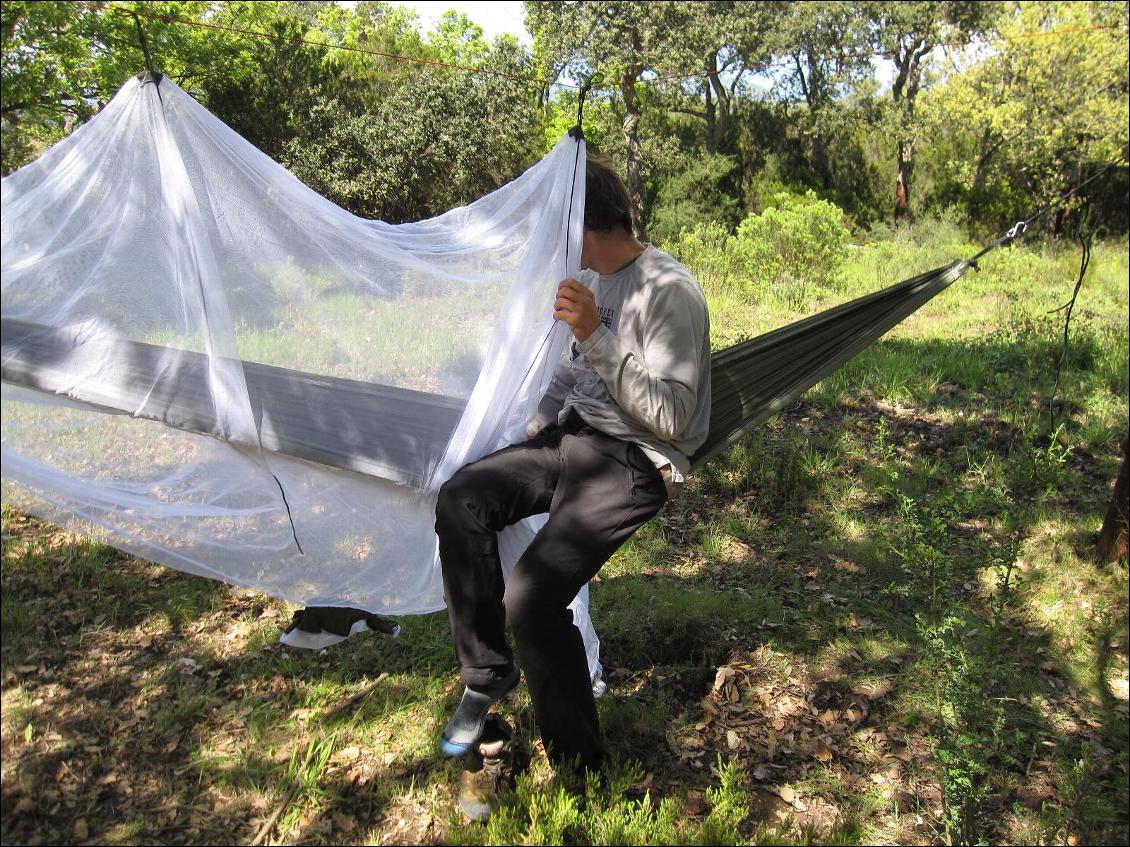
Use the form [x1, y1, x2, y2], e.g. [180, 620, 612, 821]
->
[458, 714, 514, 823]
[440, 665, 520, 756]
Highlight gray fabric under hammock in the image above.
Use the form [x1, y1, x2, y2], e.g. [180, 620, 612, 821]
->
[1, 260, 971, 480]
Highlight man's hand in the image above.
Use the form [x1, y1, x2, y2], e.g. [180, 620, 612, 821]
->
[554, 279, 601, 343]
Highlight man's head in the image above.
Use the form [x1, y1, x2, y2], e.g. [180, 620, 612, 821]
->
[581, 155, 642, 272]
[584, 155, 632, 235]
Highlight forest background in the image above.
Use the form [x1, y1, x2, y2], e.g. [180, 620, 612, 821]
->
[3, 0, 1128, 242]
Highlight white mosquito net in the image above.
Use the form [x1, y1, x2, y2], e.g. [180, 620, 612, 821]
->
[1, 74, 606, 675]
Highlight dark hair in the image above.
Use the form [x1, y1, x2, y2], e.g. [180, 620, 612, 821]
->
[584, 155, 632, 233]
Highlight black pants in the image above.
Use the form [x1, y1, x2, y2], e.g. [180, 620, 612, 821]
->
[435, 412, 668, 771]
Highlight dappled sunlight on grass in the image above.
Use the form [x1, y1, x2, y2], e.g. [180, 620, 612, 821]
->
[2, 232, 1127, 845]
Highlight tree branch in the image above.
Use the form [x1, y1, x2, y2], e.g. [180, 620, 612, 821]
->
[792, 52, 811, 107]
[668, 106, 708, 120]
[1047, 217, 1093, 431]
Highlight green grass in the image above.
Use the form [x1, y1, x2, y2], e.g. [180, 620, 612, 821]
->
[1, 225, 1127, 845]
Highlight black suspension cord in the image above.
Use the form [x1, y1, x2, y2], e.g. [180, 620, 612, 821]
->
[564, 73, 601, 276]
[960, 159, 1122, 444]
[270, 471, 304, 554]
[131, 12, 164, 101]
[967, 158, 1125, 267]
[494, 72, 601, 449]
[133, 8, 303, 552]
[131, 12, 156, 75]
[1047, 221, 1093, 432]
[564, 122, 584, 276]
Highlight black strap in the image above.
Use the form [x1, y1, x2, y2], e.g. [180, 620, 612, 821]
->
[968, 159, 1124, 268]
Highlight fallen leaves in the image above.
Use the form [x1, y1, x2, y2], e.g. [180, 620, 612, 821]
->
[830, 556, 865, 575]
[672, 646, 888, 773]
[668, 644, 913, 832]
[331, 810, 357, 832]
[814, 738, 834, 763]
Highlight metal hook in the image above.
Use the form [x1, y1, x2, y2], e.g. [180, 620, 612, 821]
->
[1004, 220, 1027, 243]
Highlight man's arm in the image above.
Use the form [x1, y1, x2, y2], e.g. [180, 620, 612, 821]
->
[564, 281, 707, 442]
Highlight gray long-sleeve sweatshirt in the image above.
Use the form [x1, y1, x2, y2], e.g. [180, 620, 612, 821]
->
[526, 245, 711, 478]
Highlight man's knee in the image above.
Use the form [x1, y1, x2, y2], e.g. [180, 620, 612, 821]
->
[435, 469, 481, 535]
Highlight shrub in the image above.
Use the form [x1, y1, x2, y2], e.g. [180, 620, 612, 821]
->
[661, 221, 740, 293]
[647, 154, 743, 244]
[733, 190, 851, 303]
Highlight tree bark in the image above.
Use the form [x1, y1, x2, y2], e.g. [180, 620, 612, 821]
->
[1093, 437, 1129, 562]
[704, 81, 717, 155]
[812, 132, 835, 191]
[1053, 161, 1083, 237]
[706, 53, 733, 155]
[894, 138, 914, 222]
[972, 126, 994, 197]
[620, 70, 647, 240]
[890, 37, 928, 223]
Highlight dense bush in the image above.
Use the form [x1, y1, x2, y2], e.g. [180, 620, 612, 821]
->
[647, 154, 743, 244]
[732, 190, 852, 303]
[661, 221, 741, 293]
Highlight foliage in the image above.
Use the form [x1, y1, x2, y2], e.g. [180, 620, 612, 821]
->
[3, 0, 1127, 239]
[1, 1, 299, 174]
[648, 153, 743, 243]
[649, 1, 785, 157]
[772, 0, 874, 199]
[281, 16, 542, 221]
[449, 755, 750, 845]
[865, 0, 1003, 220]
[200, 10, 343, 164]
[1, 0, 90, 171]
[919, 0, 1130, 233]
[732, 190, 852, 303]
[525, 1, 715, 235]
[662, 221, 742, 294]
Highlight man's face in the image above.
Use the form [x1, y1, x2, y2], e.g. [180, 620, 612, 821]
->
[579, 227, 595, 271]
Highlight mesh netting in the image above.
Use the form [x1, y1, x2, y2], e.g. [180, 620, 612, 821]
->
[1, 75, 597, 672]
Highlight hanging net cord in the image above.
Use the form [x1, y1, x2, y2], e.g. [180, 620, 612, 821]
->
[967, 159, 1126, 269]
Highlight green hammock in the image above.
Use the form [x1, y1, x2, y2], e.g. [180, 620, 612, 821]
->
[1, 260, 971, 483]
[691, 260, 970, 469]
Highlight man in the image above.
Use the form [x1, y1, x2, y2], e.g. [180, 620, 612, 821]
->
[434, 155, 711, 780]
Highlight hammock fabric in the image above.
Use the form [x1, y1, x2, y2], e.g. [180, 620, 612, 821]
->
[2, 260, 969, 483]
[1, 75, 968, 633]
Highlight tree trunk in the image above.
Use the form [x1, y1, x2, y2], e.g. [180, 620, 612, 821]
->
[972, 126, 994, 197]
[706, 54, 731, 155]
[812, 131, 835, 191]
[1052, 163, 1082, 237]
[1093, 438, 1129, 562]
[620, 71, 647, 240]
[894, 138, 914, 222]
[704, 82, 717, 155]
[890, 39, 926, 224]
